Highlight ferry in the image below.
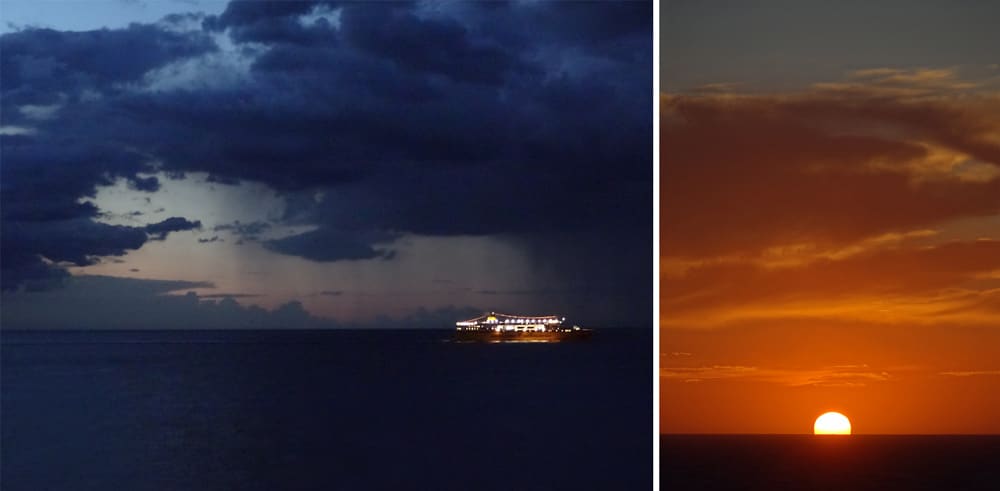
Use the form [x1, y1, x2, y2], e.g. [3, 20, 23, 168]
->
[454, 312, 592, 342]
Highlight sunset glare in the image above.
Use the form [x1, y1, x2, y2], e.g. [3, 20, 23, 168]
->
[814, 412, 852, 435]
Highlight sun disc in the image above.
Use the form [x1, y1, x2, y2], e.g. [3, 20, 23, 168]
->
[814, 411, 851, 435]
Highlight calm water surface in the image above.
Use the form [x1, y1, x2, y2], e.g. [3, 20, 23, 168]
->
[662, 434, 1000, 490]
[2, 329, 651, 490]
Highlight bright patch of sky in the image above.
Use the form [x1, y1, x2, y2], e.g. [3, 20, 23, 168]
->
[74, 174, 540, 321]
[0, 125, 36, 135]
[73, 232, 540, 321]
[81, 172, 287, 230]
[1, 0, 228, 33]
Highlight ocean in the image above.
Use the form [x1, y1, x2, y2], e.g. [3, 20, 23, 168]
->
[661, 434, 1000, 490]
[1, 329, 651, 491]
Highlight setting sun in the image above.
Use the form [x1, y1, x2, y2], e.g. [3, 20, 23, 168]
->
[814, 412, 852, 435]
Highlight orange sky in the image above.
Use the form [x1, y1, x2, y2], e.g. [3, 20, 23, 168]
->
[660, 68, 1000, 434]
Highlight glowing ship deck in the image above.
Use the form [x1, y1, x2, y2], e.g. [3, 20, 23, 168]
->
[454, 312, 591, 342]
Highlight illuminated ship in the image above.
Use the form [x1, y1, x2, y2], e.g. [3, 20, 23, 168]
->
[454, 312, 591, 342]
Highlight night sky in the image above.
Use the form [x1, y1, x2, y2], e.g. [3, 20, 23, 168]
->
[660, 1, 1000, 434]
[1, 1, 653, 329]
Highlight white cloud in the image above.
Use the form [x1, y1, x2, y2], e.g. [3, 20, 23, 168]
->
[0, 125, 37, 135]
[19, 102, 62, 120]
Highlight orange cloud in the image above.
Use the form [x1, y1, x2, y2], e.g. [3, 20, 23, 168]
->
[664, 240, 1000, 328]
[662, 77, 1000, 259]
[661, 364, 892, 387]
[662, 70, 1000, 329]
[939, 370, 1000, 377]
[661, 70, 1000, 433]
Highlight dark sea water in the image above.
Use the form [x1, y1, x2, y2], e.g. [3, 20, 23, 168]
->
[1, 329, 651, 491]
[661, 434, 1000, 490]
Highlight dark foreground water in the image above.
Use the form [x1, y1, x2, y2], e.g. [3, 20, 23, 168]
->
[2, 329, 651, 491]
[662, 434, 1000, 490]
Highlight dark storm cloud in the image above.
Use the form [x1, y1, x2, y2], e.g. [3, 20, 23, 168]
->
[209, 0, 319, 30]
[128, 175, 161, 192]
[0, 23, 214, 112]
[117, 0, 651, 232]
[213, 220, 270, 238]
[338, 2, 536, 85]
[0, 1, 651, 323]
[205, 0, 336, 45]
[0, 21, 212, 289]
[144, 216, 202, 240]
[1, 116, 200, 288]
[264, 227, 397, 262]
[4, 220, 143, 268]
[0, 216, 201, 290]
[1, 136, 146, 222]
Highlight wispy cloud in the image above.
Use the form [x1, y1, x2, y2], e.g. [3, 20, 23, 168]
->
[661, 241, 1000, 329]
[661, 365, 893, 387]
[939, 370, 1000, 377]
[197, 293, 263, 299]
[662, 67, 1000, 330]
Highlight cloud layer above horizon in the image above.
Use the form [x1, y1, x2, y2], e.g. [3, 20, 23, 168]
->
[660, 64, 1000, 433]
[661, 67, 1000, 330]
[1, 1, 652, 327]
